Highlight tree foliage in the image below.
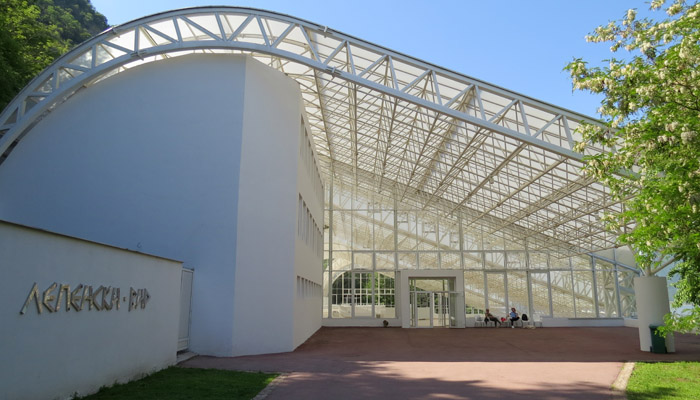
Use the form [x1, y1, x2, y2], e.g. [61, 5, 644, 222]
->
[0, 0, 108, 111]
[566, 0, 700, 333]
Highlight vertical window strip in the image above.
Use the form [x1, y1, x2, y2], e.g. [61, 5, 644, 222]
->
[300, 121, 325, 207]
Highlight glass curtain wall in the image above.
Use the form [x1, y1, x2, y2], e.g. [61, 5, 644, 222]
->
[323, 175, 639, 321]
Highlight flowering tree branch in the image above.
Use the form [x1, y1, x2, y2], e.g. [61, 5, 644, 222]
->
[566, 0, 700, 334]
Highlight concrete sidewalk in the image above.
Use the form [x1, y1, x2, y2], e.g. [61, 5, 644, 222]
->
[181, 327, 700, 399]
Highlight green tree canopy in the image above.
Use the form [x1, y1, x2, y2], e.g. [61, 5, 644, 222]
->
[566, 0, 700, 332]
[0, 0, 108, 111]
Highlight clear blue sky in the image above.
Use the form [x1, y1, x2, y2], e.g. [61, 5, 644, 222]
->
[90, 0, 656, 117]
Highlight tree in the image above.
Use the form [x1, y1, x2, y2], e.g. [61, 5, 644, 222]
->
[565, 0, 700, 333]
[35, 0, 108, 44]
[0, 0, 67, 110]
[0, 0, 108, 111]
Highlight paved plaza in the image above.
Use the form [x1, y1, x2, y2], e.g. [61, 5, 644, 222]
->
[182, 326, 700, 399]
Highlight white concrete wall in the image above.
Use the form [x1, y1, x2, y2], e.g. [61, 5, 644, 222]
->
[230, 57, 320, 355]
[0, 54, 245, 356]
[540, 317, 625, 327]
[614, 247, 637, 267]
[0, 220, 181, 400]
[624, 318, 639, 328]
[322, 317, 400, 327]
[292, 114, 324, 348]
[0, 54, 317, 357]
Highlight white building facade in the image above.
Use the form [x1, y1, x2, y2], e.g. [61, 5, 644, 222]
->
[0, 220, 182, 400]
[0, 53, 323, 357]
[0, 6, 664, 398]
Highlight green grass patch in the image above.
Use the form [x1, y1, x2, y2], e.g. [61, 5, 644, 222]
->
[80, 367, 278, 400]
[627, 362, 700, 400]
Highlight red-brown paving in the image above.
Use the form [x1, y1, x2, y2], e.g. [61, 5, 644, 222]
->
[181, 327, 700, 399]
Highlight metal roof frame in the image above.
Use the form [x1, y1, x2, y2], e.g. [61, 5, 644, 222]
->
[0, 6, 622, 254]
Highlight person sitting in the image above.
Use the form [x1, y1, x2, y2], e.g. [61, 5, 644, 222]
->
[509, 307, 520, 328]
[484, 309, 501, 326]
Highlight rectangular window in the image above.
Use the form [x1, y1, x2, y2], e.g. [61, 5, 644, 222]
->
[595, 260, 619, 317]
[298, 195, 303, 237]
[573, 270, 595, 317]
[550, 270, 575, 317]
[530, 272, 551, 318]
[376, 272, 395, 318]
[464, 271, 486, 314]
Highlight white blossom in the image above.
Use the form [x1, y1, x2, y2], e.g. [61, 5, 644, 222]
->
[681, 131, 697, 144]
[668, 2, 683, 15]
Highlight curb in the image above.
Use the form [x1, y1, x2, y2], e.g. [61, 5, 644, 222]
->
[175, 351, 197, 364]
[252, 372, 289, 400]
[611, 362, 634, 399]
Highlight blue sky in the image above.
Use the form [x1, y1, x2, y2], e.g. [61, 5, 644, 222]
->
[90, 1, 658, 117]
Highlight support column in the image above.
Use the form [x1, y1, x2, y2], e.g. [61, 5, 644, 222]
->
[634, 276, 675, 352]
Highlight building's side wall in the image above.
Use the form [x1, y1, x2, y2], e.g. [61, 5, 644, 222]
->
[292, 114, 324, 348]
[0, 54, 246, 356]
[230, 57, 321, 355]
[0, 221, 181, 400]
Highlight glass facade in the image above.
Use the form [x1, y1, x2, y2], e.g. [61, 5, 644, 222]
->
[323, 177, 639, 323]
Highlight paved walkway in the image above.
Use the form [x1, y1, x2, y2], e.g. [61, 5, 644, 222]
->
[181, 327, 700, 400]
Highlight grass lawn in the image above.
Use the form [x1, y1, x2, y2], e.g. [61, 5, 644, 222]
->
[626, 362, 700, 400]
[79, 367, 278, 400]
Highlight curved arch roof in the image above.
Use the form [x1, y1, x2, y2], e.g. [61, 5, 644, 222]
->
[0, 6, 622, 254]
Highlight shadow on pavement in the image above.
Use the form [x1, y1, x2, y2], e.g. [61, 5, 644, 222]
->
[181, 327, 699, 400]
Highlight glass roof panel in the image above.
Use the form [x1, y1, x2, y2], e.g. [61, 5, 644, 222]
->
[0, 7, 624, 256]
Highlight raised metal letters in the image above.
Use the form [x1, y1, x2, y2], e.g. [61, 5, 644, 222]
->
[55, 284, 71, 312]
[81, 285, 95, 310]
[139, 289, 150, 309]
[70, 284, 84, 311]
[91, 286, 103, 311]
[19, 283, 41, 315]
[129, 288, 138, 311]
[102, 286, 112, 310]
[111, 287, 120, 310]
[20, 282, 150, 315]
[42, 282, 58, 313]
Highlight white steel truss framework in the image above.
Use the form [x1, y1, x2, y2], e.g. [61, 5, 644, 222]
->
[0, 7, 622, 254]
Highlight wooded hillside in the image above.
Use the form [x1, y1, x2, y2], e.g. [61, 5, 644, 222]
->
[0, 0, 108, 111]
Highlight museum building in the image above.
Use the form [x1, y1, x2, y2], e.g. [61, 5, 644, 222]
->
[0, 7, 651, 399]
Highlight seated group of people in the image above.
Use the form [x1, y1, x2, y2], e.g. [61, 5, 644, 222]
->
[484, 308, 524, 328]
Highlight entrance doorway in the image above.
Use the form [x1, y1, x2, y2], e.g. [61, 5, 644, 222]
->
[409, 278, 457, 328]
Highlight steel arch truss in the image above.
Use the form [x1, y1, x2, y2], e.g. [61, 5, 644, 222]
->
[0, 7, 621, 254]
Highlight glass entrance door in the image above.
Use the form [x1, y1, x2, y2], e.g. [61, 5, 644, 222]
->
[411, 291, 432, 327]
[409, 291, 452, 328]
[433, 291, 450, 327]
[409, 277, 457, 328]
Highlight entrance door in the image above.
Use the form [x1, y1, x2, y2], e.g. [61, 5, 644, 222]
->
[411, 291, 432, 327]
[408, 277, 458, 328]
[178, 268, 194, 351]
[433, 291, 451, 327]
[409, 290, 454, 328]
